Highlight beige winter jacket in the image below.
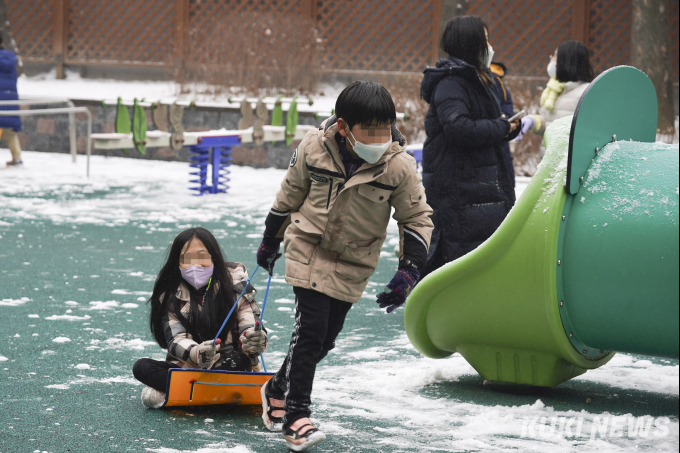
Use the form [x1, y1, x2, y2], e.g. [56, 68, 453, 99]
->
[532, 81, 589, 136]
[269, 117, 434, 303]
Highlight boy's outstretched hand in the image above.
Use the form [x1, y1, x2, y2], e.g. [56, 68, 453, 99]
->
[256, 237, 283, 276]
[376, 267, 419, 313]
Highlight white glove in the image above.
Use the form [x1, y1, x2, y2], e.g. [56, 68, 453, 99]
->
[239, 323, 268, 354]
[190, 339, 221, 369]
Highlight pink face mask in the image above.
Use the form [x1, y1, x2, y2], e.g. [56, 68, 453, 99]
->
[180, 264, 214, 289]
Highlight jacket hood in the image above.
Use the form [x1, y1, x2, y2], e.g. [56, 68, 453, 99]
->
[490, 61, 507, 78]
[420, 57, 478, 104]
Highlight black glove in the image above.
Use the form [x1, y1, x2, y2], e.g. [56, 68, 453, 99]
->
[376, 266, 419, 313]
[256, 237, 282, 276]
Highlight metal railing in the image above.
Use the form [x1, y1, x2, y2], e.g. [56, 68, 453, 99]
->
[0, 98, 92, 176]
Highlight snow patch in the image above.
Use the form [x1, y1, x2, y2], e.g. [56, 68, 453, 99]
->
[274, 298, 294, 304]
[111, 289, 152, 296]
[0, 151, 288, 226]
[74, 363, 91, 370]
[88, 338, 156, 351]
[0, 297, 30, 307]
[146, 444, 255, 453]
[88, 300, 119, 310]
[52, 337, 72, 343]
[45, 314, 92, 321]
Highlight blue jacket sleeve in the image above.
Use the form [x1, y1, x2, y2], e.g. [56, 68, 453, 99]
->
[434, 77, 510, 149]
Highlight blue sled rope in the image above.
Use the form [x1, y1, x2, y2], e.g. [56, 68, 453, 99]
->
[212, 265, 259, 345]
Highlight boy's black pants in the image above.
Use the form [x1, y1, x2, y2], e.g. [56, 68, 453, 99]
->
[270, 286, 353, 428]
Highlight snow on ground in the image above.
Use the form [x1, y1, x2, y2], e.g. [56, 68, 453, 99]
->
[0, 151, 286, 226]
[0, 152, 530, 232]
[147, 446, 255, 453]
[313, 336, 679, 452]
[17, 70, 341, 114]
[0, 296, 30, 306]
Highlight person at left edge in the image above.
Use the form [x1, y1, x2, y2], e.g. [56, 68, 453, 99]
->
[0, 35, 23, 167]
[132, 227, 268, 409]
[256, 81, 433, 451]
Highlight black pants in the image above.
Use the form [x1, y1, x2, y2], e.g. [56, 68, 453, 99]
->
[269, 287, 353, 428]
[132, 351, 252, 392]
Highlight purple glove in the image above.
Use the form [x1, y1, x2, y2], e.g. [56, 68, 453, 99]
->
[376, 267, 420, 313]
[514, 115, 535, 142]
[256, 237, 282, 276]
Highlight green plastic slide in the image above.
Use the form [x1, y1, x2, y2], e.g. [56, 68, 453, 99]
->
[404, 66, 679, 387]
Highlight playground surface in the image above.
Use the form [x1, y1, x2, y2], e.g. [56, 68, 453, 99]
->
[0, 151, 678, 453]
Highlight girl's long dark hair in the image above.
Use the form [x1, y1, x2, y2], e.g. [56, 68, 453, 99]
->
[440, 15, 492, 85]
[149, 227, 236, 349]
[556, 40, 594, 83]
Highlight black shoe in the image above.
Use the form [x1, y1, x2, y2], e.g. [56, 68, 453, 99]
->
[6, 159, 23, 167]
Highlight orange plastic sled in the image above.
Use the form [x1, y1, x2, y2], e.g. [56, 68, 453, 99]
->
[163, 368, 275, 407]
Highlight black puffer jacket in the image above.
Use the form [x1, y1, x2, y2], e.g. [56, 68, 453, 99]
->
[420, 56, 518, 277]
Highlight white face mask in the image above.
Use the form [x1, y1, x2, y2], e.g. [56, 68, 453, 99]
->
[547, 60, 557, 78]
[347, 129, 391, 164]
[485, 46, 494, 68]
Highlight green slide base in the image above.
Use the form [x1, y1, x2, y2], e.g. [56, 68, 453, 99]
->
[461, 345, 588, 388]
[405, 116, 614, 388]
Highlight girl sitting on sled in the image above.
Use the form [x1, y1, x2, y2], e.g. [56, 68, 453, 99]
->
[132, 227, 268, 408]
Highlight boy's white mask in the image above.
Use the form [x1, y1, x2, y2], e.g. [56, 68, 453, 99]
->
[547, 60, 557, 78]
[347, 129, 392, 164]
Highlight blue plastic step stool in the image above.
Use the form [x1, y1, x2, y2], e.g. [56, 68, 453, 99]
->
[187, 135, 238, 195]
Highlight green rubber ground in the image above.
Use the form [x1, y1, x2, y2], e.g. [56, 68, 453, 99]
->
[1, 153, 678, 453]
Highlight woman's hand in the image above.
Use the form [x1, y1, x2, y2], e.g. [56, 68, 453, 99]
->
[190, 339, 221, 369]
[502, 116, 520, 138]
[240, 322, 268, 353]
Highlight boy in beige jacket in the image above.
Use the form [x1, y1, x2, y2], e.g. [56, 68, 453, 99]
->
[255, 81, 433, 451]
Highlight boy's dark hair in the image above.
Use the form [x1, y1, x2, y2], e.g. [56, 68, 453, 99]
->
[440, 15, 491, 84]
[556, 40, 594, 83]
[335, 81, 396, 129]
[0, 35, 3, 46]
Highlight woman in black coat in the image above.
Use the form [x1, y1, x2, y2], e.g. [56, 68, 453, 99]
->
[420, 15, 520, 278]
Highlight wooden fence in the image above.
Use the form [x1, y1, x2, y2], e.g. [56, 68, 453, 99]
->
[7, 0, 680, 80]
